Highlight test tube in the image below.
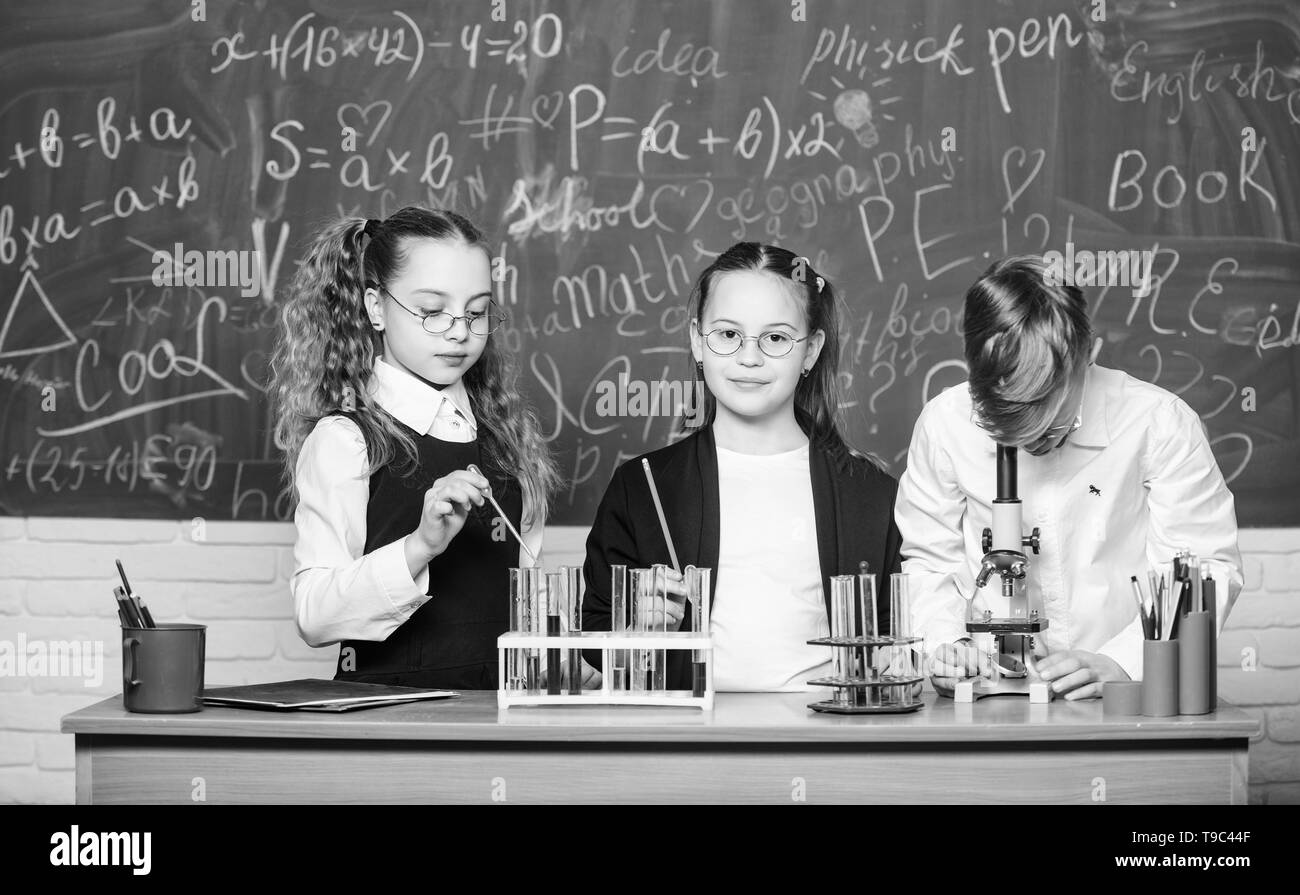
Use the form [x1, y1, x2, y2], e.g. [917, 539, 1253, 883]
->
[546, 571, 563, 695]
[687, 565, 712, 698]
[565, 566, 584, 695]
[651, 564, 669, 691]
[857, 563, 878, 640]
[890, 573, 914, 706]
[856, 567, 878, 693]
[629, 568, 653, 693]
[521, 567, 541, 695]
[830, 576, 855, 705]
[890, 572, 912, 639]
[508, 568, 527, 692]
[610, 564, 628, 692]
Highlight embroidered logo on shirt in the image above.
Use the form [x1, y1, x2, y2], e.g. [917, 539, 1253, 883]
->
[1089, 484, 1101, 496]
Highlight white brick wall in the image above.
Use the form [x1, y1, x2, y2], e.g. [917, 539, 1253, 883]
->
[0, 519, 1293, 804]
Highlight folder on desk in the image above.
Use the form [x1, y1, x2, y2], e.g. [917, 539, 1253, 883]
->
[202, 679, 457, 712]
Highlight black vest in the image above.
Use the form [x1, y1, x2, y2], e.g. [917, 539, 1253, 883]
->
[330, 414, 523, 690]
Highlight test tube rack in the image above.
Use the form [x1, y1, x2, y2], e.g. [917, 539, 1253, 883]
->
[496, 631, 714, 709]
[804, 634, 926, 714]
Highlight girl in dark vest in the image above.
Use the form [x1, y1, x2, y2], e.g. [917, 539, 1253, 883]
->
[582, 242, 903, 691]
[272, 207, 560, 690]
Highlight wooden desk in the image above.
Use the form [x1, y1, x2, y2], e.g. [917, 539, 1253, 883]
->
[62, 693, 1257, 804]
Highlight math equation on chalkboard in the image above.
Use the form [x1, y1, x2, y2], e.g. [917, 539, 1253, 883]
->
[0, 0, 1296, 525]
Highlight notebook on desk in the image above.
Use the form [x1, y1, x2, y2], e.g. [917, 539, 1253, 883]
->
[202, 679, 457, 712]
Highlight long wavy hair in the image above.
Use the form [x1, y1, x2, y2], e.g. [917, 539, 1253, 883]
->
[687, 242, 874, 471]
[270, 206, 560, 527]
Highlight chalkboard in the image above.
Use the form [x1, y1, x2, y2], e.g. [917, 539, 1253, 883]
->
[0, 0, 1296, 526]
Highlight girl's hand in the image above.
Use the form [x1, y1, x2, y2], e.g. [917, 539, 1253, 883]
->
[578, 658, 603, 689]
[414, 469, 490, 558]
[634, 569, 687, 631]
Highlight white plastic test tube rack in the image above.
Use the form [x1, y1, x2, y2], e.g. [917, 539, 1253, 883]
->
[806, 571, 925, 714]
[498, 564, 714, 709]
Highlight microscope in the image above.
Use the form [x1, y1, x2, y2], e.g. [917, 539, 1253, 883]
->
[952, 445, 1054, 703]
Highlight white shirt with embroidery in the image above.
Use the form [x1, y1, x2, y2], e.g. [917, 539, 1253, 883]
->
[895, 364, 1242, 680]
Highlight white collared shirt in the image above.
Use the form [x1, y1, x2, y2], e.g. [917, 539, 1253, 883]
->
[291, 356, 544, 647]
[895, 364, 1242, 680]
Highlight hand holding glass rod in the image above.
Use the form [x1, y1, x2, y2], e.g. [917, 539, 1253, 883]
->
[642, 459, 680, 573]
[467, 464, 537, 563]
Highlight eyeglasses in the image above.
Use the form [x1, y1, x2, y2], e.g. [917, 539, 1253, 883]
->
[703, 327, 808, 358]
[380, 286, 504, 336]
[1021, 374, 1088, 453]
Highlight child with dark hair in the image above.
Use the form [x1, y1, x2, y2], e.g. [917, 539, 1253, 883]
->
[897, 255, 1242, 699]
[581, 242, 902, 691]
[271, 206, 562, 689]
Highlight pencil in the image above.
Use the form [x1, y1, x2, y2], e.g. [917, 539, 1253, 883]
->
[466, 464, 537, 563]
[1146, 570, 1159, 632]
[1130, 575, 1152, 640]
[642, 458, 680, 573]
[110, 587, 130, 627]
[136, 594, 156, 627]
[114, 559, 154, 627]
[1169, 578, 1190, 640]
[115, 586, 145, 628]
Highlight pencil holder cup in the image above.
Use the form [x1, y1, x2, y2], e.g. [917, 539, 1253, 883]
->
[122, 623, 206, 713]
[1141, 640, 1179, 717]
[1102, 680, 1142, 717]
[1178, 611, 1214, 715]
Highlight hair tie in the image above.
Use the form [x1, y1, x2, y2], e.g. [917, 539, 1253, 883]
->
[362, 218, 380, 239]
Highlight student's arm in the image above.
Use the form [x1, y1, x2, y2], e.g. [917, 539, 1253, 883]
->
[1096, 396, 1244, 678]
[290, 416, 434, 647]
[895, 402, 973, 654]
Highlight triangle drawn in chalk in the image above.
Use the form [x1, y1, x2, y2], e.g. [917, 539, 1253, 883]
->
[0, 268, 78, 360]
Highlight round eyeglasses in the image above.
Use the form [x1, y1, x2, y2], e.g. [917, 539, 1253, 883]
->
[380, 286, 505, 336]
[1020, 376, 1088, 454]
[703, 327, 808, 358]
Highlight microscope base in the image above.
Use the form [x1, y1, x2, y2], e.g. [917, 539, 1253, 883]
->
[954, 676, 1054, 703]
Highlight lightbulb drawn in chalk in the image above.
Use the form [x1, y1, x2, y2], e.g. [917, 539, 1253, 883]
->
[806, 75, 900, 151]
[833, 89, 878, 148]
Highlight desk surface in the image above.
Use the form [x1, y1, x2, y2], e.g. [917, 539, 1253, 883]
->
[62, 692, 1259, 744]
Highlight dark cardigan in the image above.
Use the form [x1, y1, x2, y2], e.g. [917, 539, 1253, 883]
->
[580, 425, 903, 688]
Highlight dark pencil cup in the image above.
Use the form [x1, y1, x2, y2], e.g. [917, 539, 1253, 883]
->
[1141, 640, 1179, 717]
[1178, 612, 1214, 715]
[122, 623, 206, 713]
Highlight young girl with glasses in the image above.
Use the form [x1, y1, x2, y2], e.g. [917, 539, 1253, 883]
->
[580, 242, 902, 691]
[271, 206, 561, 689]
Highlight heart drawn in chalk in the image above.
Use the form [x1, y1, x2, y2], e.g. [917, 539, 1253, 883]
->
[336, 101, 393, 148]
[530, 92, 564, 130]
[1001, 146, 1045, 215]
